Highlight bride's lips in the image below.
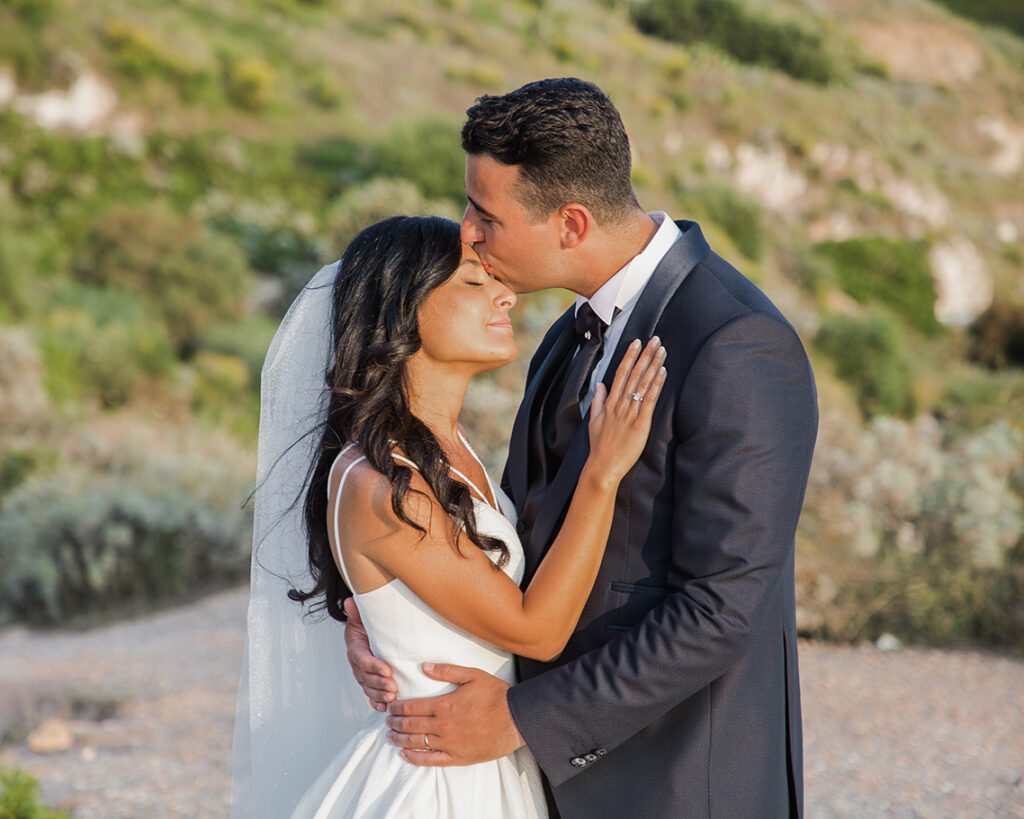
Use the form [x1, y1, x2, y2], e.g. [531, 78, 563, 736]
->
[489, 318, 513, 332]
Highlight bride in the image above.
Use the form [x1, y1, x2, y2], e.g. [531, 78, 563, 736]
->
[231, 214, 665, 818]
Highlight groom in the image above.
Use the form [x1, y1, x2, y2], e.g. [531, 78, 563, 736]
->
[346, 78, 818, 818]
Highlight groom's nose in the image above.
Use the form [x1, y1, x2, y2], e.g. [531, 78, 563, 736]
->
[461, 208, 484, 245]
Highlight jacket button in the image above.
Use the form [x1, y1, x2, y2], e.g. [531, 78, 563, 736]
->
[585, 753, 597, 762]
[571, 757, 587, 767]
[594, 748, 607, 756]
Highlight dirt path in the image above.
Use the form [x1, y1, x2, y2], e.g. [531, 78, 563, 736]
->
[0, 587, 1021, 817]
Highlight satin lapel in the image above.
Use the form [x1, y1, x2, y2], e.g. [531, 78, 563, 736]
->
[526, 221, 711, 561]
[506, 309, 576, 512]
[600, 220, 711, 392]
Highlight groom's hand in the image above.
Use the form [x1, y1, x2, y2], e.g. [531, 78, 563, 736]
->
[343, 597, 397, 710]
[385, 663, 525, 766]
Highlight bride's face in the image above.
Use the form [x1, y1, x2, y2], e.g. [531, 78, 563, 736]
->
[415, 243, 517, 372]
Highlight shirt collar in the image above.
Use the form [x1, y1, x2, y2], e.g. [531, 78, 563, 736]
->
[575, 212, 682, 325]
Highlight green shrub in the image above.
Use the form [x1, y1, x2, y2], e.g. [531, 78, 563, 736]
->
[305, 71, 344, 109]
[813, 236, 942, 336]
[631, 0, 840, 84]
[74, 204, 253, 354]
[932, 0, 1024, 37]
[224, 57, 275, 110]
[0, 223, 65, 322]
[37, 286, 175, 408]
[968, 301, 1024, 370]
[368, 116, 467, 203]
[325, 178, 460, 256]
[0, 9, 58, 88]
[0, 462, 252, 626]
[815, 312, 916, 419]
[100, 17, 215, 104]
[936, 370, 1024, 431]
[0, 767, 69, 819]
[677, 185, 764, 261]
[0, 0, 58, 26]
[798, 416, 1024, 647]
[196, 314, 278, 383]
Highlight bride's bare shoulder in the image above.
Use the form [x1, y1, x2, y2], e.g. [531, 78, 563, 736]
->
[330, 448, 434, 534]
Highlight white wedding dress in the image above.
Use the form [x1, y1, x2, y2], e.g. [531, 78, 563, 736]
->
[289, 443, 547, 819]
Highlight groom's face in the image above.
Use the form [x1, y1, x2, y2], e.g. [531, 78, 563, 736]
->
[461, 154, 564, 295]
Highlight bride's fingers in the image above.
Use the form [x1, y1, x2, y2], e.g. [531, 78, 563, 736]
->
[627, 348, 666, 413]
[636, 366, 667, 421]
[614, 340, 662, 414]
[606, 339, 642, 405]
[591, 382, 607, 418]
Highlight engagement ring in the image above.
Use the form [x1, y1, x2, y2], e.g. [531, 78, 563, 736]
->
[631, 392, 644, 402]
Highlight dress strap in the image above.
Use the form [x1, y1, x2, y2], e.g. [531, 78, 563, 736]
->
[393, 446, 496, 511]
[326, 448, 435, 591]
[326, 445, 365, 591]
[457, 429, 498, 510]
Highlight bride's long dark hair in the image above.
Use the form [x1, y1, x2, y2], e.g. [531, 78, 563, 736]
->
[291, 215, 510, 622]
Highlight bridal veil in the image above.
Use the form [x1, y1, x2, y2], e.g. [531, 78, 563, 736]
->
[231, 262, 371, 818]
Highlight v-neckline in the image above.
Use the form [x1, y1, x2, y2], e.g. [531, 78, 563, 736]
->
[453, 429, 498, 512]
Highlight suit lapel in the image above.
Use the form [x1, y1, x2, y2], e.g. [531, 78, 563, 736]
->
[506, 310, 576, 511]
[524, 221, 711, 567]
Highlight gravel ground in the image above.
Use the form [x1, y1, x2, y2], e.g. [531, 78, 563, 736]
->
[0, 586, 1021, 818]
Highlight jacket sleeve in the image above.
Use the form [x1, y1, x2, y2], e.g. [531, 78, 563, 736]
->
[506, 312, 818, 787]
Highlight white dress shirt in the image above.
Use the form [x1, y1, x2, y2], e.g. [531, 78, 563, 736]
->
[576, 212, 682, 414]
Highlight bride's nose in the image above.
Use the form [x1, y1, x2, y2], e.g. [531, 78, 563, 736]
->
[495, 284, 516, 309]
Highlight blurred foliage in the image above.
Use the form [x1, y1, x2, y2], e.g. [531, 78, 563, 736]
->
[74, 204, 252, 354]
[798, 417, 1024, 647]
[0, 766, 69, 819]
[0, 459, 252, 626]
[967, 301, 1024, 370]
[0, 0, 1021, 649]
[0, 0, 58, 27]
[367, 116, 468, 203]
[326, 177, 460, 254]
[37, 284, 175, 408]
[932, 0, 1024, 37]
[223, 56, 275, 110]
[631, 0, 840, 84]
[676, 184, 764, 261]
[815, 312, 916, 419]
[813, 237, 943, 337]
[102, 18, 210, 102]
[936, 370, 1024, 432]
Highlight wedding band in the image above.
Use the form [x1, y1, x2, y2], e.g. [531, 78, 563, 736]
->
[423, 734, 431, 751]
[631, 392, 644, 402]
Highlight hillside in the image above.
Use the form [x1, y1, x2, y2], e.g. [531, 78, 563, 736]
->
[1, 0, 1023, 647]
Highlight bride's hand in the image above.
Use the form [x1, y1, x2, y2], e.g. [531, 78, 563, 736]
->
[587, 337, 666, 483]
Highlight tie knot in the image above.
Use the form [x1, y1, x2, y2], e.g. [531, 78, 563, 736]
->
[574, 303, 604, 344]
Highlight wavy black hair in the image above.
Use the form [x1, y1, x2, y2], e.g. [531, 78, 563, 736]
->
[290, 215, 509, 622]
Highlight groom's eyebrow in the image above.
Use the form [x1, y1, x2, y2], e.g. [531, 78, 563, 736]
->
[467, 195, 498, 221]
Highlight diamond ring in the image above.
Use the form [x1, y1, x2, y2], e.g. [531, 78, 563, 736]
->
[631, 392, 644, 402]
[424, 734, 431, 751]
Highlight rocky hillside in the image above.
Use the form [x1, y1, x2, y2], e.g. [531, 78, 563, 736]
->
[1, 0, 1022, 646]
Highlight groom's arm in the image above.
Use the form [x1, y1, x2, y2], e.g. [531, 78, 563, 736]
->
[506, 312, 818, 786]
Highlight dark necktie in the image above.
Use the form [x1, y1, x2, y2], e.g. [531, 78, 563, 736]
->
[544, 302, 607, 464]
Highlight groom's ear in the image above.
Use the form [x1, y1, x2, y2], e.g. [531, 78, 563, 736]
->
[557, 203, 592, 249]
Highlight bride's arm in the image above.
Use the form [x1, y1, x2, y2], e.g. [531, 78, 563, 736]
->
[336, 339, 665, 663]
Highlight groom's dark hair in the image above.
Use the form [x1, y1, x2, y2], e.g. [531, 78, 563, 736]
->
[461, 77, 639, 224]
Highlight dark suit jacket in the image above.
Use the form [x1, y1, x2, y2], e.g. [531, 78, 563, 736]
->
[504, 221, 818, 819]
